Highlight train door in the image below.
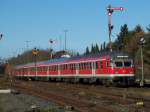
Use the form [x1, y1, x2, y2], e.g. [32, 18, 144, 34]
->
[92, 61, 96, 77]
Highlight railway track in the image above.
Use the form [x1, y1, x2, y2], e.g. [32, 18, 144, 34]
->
[12, 81, 113, 112]
[11, 80, 150, 112]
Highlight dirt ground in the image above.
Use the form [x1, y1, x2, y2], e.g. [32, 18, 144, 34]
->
[0, 76, 64, 112]
[0, 92, 64, 112]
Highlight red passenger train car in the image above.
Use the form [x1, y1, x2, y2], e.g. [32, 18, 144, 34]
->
[14, 51, 135, 86]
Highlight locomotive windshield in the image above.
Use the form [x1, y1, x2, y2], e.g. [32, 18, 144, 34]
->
[124, 61, 132, 67]
[115, 61, 123, 67]
[113, 58, 132, 67]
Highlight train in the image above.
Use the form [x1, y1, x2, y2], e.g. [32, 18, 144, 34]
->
[14, 51, 135, 86]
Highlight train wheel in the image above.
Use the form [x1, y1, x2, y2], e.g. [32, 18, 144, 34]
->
[103, 80, 112, 87]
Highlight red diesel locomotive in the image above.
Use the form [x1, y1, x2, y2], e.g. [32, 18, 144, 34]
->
[14, 51, 135, 86]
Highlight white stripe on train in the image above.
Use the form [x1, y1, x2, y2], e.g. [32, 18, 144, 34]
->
[16, 74, 134, 78]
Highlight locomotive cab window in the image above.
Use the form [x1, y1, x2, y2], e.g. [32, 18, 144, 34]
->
[124, 61, 132, 67]
[114, 61, 123, 67]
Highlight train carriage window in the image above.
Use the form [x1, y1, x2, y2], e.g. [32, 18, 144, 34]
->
[69, 64, 71, 69]
[53, 66, 55, 71]
[45, 66, 48, 71]
[62, 64, 65, 70]
[37, 67, 40, 71]
[50, 66, 54, 71]
[84, 63, 86, 70]
[84, 63, 87, 70]
[54, 66, 56, 71]
[56, 65, 58, 71]
[87, 62, 92, 69]
[85, 63, 89, 70]
[29, 68, 31, 72]
[86, 63, 88, 70]
[51, 66, 52, 71]
[79, 63, 81, 70]
[82, 63, 84, 70]
[31, 67, 33, 72]
[96, 61, 99, 69]
[51, 66, 53, 71]
[33, 67, 36, 71]
[72, 64, 75, 70]
[83, 63, 85, 69]
[73, 64, 77, 70]
[39, 67, 42, 71]
[72, 64, 74, 70]
[82, 63, 85, 70]
[43, 67, 45, 71]
[70, 64, 73, 70]
[23, 68, 26, 72]
[40, 67, 43, 72]
[25, 68, 28, 72]
[67, 64, 69, 70]
[85, 63, 87, 69]
[63, 65, 65, 70]
[42, 67, 45, 71]
[106, 61, 110, 67]
[29, 68, 32, 72]
[79, 63, 82, 70]
[49, 66, 51, 71]
[81, 63, 83, 70]
[60, 65, 62, 70]
[24, 68, 27, 73]
[64, 64, 66, 70]
[55, 65, 58, 71]
[67, 64, 70, 70]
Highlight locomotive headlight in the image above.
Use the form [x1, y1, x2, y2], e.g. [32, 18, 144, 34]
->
[122, 70, 125, 73]
[130, 71, 133, 74]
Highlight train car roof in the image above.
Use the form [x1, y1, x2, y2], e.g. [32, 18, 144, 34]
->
[15, 51, 130, 69]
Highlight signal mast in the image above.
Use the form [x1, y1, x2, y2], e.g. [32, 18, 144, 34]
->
[107, 5, 124, 52]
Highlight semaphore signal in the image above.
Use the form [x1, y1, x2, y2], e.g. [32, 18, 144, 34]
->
[107, 5, 124, 52]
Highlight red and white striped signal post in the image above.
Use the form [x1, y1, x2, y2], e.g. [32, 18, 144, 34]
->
[107, 5, 124, 52]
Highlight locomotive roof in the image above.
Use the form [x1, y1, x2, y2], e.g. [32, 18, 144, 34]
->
[16, 51, 130, 69]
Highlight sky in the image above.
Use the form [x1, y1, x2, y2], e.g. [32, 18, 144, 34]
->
[0, 0, 150, 59]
